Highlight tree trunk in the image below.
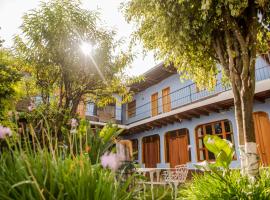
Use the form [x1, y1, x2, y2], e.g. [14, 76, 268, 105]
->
[231, 74, 259, 179]
[233, 90, 246, 172]
[221, 3, 259, 178]
[70, 96, 81, 117]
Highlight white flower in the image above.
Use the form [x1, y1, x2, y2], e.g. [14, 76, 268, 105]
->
[71, 118, 78, 128]
[207, 137, 215, 144]
[101, 152, 121, 171]
[0, 125, 12, 139]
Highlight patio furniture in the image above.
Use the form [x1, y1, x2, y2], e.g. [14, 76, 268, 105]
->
[162, 165, 188, 199]
[136, 165, 189, 199]
[136, 165, 188, 186]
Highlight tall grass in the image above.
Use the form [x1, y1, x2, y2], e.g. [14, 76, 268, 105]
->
[0, 120, 137, 200]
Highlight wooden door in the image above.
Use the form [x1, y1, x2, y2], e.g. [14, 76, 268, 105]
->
[151, 93, 158, 116]
[253, 112, 270, 166]
[166, 129, 189, 168]
[162, 87, 171, 113]
[142, 135, 160, 168]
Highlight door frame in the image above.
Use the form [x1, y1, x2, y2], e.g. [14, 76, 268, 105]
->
[142, 134, 160, 168]
[164, 128, 190, 167]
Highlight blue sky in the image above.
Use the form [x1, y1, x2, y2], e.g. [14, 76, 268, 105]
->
[0, 0, 159, 76]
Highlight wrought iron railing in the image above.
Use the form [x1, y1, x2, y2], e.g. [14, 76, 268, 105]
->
[123, 65, 270, 125]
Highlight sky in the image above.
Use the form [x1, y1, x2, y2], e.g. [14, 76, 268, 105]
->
[0, 0, 159, 76]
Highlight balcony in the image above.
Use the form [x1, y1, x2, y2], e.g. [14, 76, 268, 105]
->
[124, 65, 270, 125]
[85, 103, 122, 124]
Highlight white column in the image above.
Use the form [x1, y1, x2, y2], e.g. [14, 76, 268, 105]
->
[188, 127, 197, 164]
[138, 137, 144, 167]
[157, 133, 169, 168]
[160, 133, 165, 164]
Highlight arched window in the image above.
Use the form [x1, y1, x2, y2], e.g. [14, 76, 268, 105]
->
[195, 119, 234, 161]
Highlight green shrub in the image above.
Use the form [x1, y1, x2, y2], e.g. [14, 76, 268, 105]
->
[0, 151, 136, 200]
[0, 120, 136, 200]
[180, 169, 270, 200]
[180, 135, 270, 200]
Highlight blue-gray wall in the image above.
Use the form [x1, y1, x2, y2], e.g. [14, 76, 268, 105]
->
[122, 57, 270, 169]
[123, 58, 270, 125]
[124, 99, 270, 169]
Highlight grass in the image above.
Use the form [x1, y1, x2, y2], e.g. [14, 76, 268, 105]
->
[0, 120, 138, 200]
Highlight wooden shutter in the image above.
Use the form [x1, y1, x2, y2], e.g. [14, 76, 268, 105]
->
[142, 135, 160, 168]
[162, 87, 171, 113]
[151, 93, 158, 116]
[166, 129, 189, 168]
[127, 100, 136, 118]
[253, 112, 270, 166]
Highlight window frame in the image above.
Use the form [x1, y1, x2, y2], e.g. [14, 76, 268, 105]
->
[127, 100, 136, 119]
[151, 92, 159, 116]
[195, 119, 234, 162]
[162, 87, 171, 113]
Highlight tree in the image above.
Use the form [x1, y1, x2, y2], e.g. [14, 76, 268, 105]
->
[15, 0, 133, 130]
[0, 39, 21, 122]
[124, 0, 270, 178]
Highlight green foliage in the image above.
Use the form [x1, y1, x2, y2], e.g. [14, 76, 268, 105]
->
[72, 122, 123, 163]
[123, 0, 270, 87]
[0, 49, 21, 122]
[0, 151, 135, 200]
[14, 0, 134, 119]
[0, 119, 137, 200]
[184, 135, 270, 199]
[203, 135, 235, 169]
[180, 169, 270, 200]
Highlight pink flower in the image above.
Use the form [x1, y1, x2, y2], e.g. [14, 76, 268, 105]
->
[0, 126, 12, 139]
[101, 152, 121, 171]
[71, 118, 78, 128]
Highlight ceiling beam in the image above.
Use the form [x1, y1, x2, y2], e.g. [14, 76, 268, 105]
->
[254, 95, 265, 103]
[176, 113, 192, 121]
[163, 117, 175, 124]
[185, 111, 200, 118]
[155, 119, 168, 126]
[151, 121, 162, 128]
[194, 108, 210, 116]
[204, 105, 220, 113]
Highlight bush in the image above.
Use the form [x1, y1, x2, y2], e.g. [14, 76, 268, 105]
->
[0, 151, 136, 200]
[180, 169, 270, 200]
[0, 120, 137, 200]
[180, 135, 270, 200]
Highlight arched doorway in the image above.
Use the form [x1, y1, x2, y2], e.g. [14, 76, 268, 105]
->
[253, 111, 270, 166]
[142, 135, 160, 168]
[165, 129, 190, 168]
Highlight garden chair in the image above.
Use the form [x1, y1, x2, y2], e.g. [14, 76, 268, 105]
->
[162, 164, 189, 199]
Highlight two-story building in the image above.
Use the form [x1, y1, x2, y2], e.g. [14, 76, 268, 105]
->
[84, 57, 270, 169]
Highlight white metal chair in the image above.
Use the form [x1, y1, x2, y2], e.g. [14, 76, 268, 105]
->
[162, 164, 189, 199]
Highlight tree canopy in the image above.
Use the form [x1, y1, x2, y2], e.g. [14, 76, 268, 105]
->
[0, 40, 21, 121]
[124, 0, 270, 87]
[15, 0, 134, 117]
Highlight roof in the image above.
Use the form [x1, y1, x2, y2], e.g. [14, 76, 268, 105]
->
[130, 62, 177, 92]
